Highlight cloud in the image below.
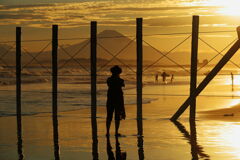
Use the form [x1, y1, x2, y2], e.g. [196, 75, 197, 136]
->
[0, 1, 238, 28]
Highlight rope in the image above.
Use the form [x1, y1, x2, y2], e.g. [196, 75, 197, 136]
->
[58, 41, 90, 73]
[22, 47, 51, 74]
[0, 45, 15, 68]
[144, 30, 236, 37]
[0, 30, 236, 43]
[197, 38, 239, 72]
[21, 42, 51, 73]
[97, 38, 136, 73]
[143, 35, 191, 73]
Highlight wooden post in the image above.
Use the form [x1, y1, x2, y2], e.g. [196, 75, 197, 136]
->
[137, 18, 143, 136]
[170, 38, 240, 121]
[52, 25, 58, 116]
[91, 21, 98, 160]
[16, 26, 23, 160]
[91, 21, 97, 119]
[52, 25, 59, 159]
[16, 27, 21, 118]
[190, 15, 199, 121]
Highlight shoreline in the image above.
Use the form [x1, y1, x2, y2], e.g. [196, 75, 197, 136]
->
[198, 103, 240, 121]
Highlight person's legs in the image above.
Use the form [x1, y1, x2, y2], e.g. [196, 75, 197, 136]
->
[115, 120, 120, 136]
[106, 118, 111, 136]
[106, 107, 114, 136]
[115, 107, 121, 136]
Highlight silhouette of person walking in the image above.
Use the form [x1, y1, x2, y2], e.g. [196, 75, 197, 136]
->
[155, 73, 158, 84]
[106, 65, 126, 137]
[171, 74, 174, 83]
[161, 71, 168, 84]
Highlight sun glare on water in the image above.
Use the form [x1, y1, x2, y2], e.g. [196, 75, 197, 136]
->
[205, 0, 240, 16]
[216, 124, 240, 159]
[225, 75, 240, 85]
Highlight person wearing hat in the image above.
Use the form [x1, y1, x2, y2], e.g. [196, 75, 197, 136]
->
[106, 65, 126, 136]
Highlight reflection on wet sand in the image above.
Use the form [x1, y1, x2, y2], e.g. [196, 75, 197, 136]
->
[17, 114, 24, 160]
[106, 136, 127, 160]
[92, 116, 98, 160]
[137, 135, 144, 160]
[173, 120, 210, 160]
[52, 114, 60, 160]
[137, 119, 144, 160]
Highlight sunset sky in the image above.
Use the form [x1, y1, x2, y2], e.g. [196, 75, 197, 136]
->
[0, 0, 240, 62]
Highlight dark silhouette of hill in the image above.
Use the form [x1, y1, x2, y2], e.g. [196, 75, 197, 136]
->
[0, 30, 190, 67]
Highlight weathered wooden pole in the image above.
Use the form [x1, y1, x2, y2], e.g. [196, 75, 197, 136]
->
[16, 26, 23, 160]
[16, 27, 21, 119]
[52, 25, 59, 159]
[52, 25, 58, 116]
[91, 21, 97, 119]
[170, 27, 240, 121]
[137, 18, 143, 136]
[190, 15, 199, 121]
[91, 21, 98, 160]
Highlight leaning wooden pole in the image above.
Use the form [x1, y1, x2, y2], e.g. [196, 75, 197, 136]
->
[190, 15, 199, 121]
[136, 18, 143, 136]
[16, 26, 23, 160]
[170, 27, 240, 121]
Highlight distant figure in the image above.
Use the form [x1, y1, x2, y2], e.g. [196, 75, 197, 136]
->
[231, 72, 234, 91]
[161, 71, 168, 84]
[171, 74, 174, 83]
[155, 73, 158, 83]
[106, 65, 126, 137]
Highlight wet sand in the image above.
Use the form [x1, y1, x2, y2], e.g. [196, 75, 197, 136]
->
[1, 98, 240, 159]
[199, 104, 240, 121]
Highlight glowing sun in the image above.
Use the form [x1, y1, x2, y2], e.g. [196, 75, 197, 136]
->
[212, 0, 240, 16]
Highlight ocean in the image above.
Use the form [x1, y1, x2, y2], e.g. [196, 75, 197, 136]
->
[0, 65, 239, 117]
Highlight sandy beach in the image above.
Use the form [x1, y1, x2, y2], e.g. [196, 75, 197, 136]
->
[199, 103, 240, 121]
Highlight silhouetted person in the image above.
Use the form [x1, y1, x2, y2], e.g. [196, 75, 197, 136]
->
[231, 72, 234, 91]
[171, 74, 174, 83]
[106, 65, 126, 136]
[155, 73, 158, 83]
[161, 71, 168, 84]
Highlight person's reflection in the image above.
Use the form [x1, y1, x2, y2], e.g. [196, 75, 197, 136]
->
[52, 114, 60, 160]
[137, 135, 144, 160]
[173, 120, 210, 160]
[17, 113, 24, 160]
[106, 136, 127, 160]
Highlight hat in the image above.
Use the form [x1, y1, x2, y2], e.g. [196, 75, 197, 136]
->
[110, 65, 122, 74]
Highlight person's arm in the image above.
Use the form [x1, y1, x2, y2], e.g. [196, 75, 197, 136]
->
[122, 79, 125, 87]
[107, 78, 110, 87]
